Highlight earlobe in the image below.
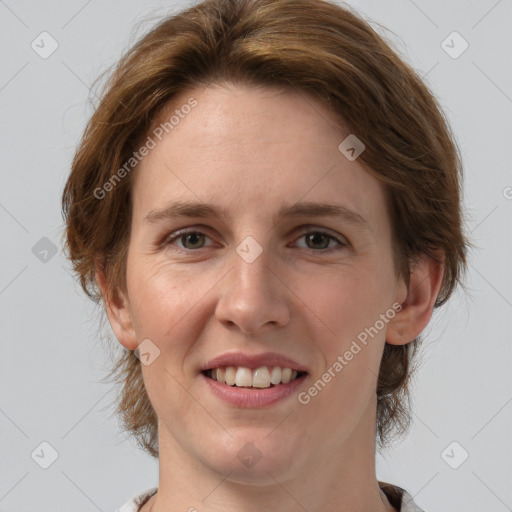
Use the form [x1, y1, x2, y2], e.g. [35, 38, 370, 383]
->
[386, 249, 444, 346]
[96, 264, 138, 350]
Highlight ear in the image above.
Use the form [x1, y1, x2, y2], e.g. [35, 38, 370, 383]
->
[386, 249, 444, 345]
[96, 264, 138, 351]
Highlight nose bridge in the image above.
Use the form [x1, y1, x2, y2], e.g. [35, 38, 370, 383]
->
[215, 232, 290, 333]
[234, 235, 272, 290]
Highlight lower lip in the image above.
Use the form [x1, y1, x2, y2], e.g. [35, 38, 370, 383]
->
[201, 372, 308, 408]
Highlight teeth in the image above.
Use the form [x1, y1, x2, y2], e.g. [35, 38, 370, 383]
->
[207, 366, 303, 388]
[253, 367, 271, 388]
[215, 368, 225, 383]
[235, 367, 253, 387]
[281, 367, 292, 384]
[270, 366, 282, 385]
[225, 366, 236, 386]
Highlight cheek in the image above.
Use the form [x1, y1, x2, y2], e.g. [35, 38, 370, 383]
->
[295, 260, 395, 406]
[126, 257, 204, 342]
[297, 277, 388, 433]
[295, 264, 390, 342]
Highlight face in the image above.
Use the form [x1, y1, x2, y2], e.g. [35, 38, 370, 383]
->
[111, 82, 409, 482]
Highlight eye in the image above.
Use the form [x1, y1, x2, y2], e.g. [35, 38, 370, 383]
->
[293, 229, 347, 254]
[165, 230, 213, 251]
[164, 227, 347, 254]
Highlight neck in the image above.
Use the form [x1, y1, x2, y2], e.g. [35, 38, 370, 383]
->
[147, 395, 396, 512]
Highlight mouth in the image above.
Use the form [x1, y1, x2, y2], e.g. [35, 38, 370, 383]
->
[201, 366, 308, 389]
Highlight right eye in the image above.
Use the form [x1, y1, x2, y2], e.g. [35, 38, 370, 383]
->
[164, 230, 214, 251]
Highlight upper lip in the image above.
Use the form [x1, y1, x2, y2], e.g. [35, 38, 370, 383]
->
[201, 352, 309, 372]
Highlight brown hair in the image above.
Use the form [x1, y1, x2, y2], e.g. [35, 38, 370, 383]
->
[61, 0, 469, 458]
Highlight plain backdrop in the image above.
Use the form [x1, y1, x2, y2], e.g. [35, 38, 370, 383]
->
[1, 1, 511, 511]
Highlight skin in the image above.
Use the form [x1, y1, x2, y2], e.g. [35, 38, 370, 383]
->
[98, 82, 443, 512]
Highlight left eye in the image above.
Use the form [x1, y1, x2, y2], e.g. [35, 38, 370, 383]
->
[294, 230, 345, 252]
[165, 229, 345, 253]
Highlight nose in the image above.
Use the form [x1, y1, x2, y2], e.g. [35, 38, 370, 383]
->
[214, 243, 291, 335]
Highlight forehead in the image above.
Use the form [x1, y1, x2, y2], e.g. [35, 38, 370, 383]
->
[132, 83, 388, 229]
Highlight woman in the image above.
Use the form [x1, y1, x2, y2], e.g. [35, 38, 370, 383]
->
[61, 0, 468, 510]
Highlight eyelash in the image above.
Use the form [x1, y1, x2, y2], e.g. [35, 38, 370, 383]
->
[163, 227, 347, 255]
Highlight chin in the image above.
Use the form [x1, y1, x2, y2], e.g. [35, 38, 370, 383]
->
[202, 433, 304, 484]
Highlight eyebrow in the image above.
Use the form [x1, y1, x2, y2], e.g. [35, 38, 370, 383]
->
[143, 200, 370, 229]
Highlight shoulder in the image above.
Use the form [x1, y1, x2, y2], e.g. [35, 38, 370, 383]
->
[116, 487, 158, 512]
[379, 481, 427, 512]
[119, 483, 425, 512]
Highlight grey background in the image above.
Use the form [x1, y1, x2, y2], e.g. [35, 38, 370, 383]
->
[1, 0, 511, 511]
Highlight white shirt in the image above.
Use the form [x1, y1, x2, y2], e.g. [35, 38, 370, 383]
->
[116, 483, 426, 511]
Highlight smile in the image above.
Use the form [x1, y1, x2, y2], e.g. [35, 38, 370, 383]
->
[202, 366, 307, 388]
